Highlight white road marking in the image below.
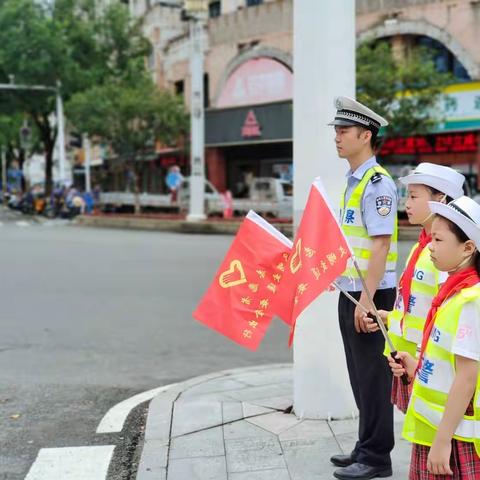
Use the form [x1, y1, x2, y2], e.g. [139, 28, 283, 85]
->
[96, 384, 176, 434]
[15, 220, 31, 227]
[25, 445, 115, 480]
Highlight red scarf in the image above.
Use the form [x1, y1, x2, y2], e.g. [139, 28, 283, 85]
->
[415, 267, 480, 381]
[398, 229, 432, 330]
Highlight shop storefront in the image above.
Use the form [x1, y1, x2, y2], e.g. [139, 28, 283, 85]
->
[205, 56, 293, 194]
[205, 100, 292, 195]
[379, 82, 480, 192]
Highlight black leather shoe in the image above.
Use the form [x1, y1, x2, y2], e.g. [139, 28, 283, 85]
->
[333, 462, 393, 479]
[330, 454, 356, 467]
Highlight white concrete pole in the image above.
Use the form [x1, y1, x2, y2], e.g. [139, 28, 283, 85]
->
[186, 19, 206, 222]
[293, 0, 357, 419]
[83, 134, 92, 193]
[56, 89, 67, 186]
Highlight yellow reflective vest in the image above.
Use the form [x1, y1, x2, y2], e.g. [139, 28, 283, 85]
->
[340, 166, 398, 280]
[385, 244, 440, 358]
[403, 286, 480, 456]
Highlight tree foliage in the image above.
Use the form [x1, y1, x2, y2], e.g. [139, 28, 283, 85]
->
[356, 41, 454, 136]
[0, 0, 152, 192]
[68, 78, 189, 159]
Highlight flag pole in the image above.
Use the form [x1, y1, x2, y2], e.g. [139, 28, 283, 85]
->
[332, 281, 368, 313]
[351, 258, 410, 386]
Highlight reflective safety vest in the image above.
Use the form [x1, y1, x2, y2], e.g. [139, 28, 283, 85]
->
[384, 244, 440, 358]
[340, 166, 398, 280]
[403, 286, 480, 457]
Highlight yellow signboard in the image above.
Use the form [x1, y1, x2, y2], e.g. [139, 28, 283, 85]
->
[184, 0, 208, 13]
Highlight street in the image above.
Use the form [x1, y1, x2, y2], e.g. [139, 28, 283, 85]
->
[0, 214, 413, 479]
[0, 214, 294, 479]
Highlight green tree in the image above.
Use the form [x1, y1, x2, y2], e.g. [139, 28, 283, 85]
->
[68, 78, 189, 211]
[356, 41, 454, 136]
[0, 0, 151, 193]
[0, 114, 24, 159]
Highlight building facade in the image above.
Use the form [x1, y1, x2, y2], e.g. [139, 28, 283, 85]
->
[136, 0, 480, 194]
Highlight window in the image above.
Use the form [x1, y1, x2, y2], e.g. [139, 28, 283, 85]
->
[281, 183, 293, 197]
[209, 1, 221, 18]
[246, 0, 263, 6]
[204, 74, 210, 108]
[174, 80, 185, 96]
[415, 35, 471, 81]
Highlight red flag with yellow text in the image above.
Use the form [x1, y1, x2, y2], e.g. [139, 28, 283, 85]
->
[276, 178, 353, 339]
[193, 210, 293, 351]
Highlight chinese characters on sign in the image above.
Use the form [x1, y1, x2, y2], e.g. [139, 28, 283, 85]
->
[380, 132, 478, 156]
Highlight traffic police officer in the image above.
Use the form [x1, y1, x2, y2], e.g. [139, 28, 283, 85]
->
[329, 97, 398, 480]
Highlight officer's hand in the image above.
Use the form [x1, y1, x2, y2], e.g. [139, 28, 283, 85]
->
[364, 309, 389, 333]
[364, 314, 380, 333]
[376, 309, 389, 325]
[387, 351, 417, 379]
[354, 305, 369, 333]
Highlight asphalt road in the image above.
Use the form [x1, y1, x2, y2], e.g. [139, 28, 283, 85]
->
[0, 213, 413, 479]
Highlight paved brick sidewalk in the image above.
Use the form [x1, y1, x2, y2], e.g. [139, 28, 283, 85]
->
[136, 364, 411, 479]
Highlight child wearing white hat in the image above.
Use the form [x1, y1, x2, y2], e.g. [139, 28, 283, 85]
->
[389, 195, 480, 479]
[365, 163, 465, 413]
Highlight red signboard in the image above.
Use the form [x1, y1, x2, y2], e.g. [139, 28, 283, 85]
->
[380, 132, 478, 156]
[241, 110, 262, 138]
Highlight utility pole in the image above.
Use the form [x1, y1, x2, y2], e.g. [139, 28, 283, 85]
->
[184, 0, 207, 222]
[83, 134, 92, 193]
[55, 82, 67, 186]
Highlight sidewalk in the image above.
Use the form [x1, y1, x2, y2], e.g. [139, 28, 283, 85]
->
[136, 364, 411, 480]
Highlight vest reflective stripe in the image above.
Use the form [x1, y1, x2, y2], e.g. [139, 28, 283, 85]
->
[347, 236, 398, 255]
[340, 166, 398, 280]
[412, 397, 480, 440]
[352, 253, 397, 273]
[402, 286, 480, 456]
[384, 245, 439, 357]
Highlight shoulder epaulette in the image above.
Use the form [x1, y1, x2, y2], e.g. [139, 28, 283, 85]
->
[370, 172, 383, 184]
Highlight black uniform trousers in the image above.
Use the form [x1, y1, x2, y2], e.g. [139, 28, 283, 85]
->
[338, 287, 396, 468]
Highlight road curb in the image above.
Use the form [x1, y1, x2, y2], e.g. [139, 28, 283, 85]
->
[75, 215, 419, 240]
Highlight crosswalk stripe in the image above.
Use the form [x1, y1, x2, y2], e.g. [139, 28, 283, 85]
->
[25, 445, 115, 480]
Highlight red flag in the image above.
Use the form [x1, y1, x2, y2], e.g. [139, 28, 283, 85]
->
[193, 210, 292, 351]
[278, 178, 353, 340]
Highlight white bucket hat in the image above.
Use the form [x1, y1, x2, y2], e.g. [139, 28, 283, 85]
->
[399, 163, 465, 200]
[429, 196, 480, 249]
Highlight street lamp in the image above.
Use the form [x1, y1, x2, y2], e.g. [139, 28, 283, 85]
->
[184, 0, 208, 222]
